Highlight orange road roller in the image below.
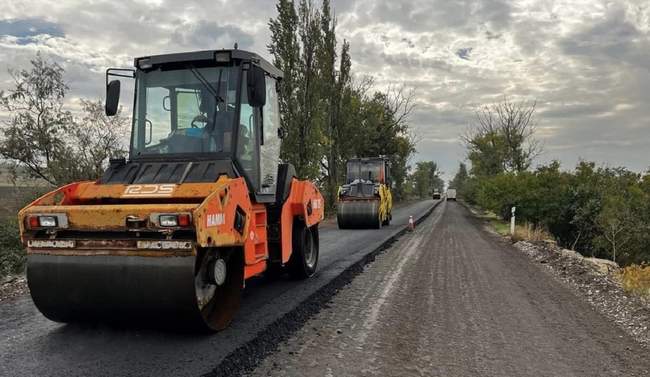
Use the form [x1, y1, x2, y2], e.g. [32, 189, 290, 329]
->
[18, 49, 324, 331]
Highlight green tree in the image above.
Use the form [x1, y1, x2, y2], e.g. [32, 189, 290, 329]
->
[0, 54, 128, 186]
[316, 0, 341, 209]
[269, 0, 416, 206]
[596, 193, 637, 264]
[294, 0, 323, 179]
[71, 99, 129, 179]
[0, 53, 72, 186]
[352, 86, 415, 200]
[269, 0, 301, 170]
[412, 161, 443, 199]
[464, 97, 540, 176]
[450, 162, 469, 192]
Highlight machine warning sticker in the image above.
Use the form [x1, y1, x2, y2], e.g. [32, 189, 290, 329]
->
[122, 184, 176, 198]
[207, 213, 225, 227]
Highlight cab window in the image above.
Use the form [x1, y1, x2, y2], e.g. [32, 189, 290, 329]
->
[237, 73, 260, 189]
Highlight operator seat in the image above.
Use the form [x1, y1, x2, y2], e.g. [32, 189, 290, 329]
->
[198, 89, 234, 153]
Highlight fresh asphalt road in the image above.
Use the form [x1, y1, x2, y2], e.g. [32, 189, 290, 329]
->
[251, 201, 650, 377]
[0, 200, 436, 377]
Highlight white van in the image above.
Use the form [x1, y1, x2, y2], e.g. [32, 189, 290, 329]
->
[447, 189, 457, 201]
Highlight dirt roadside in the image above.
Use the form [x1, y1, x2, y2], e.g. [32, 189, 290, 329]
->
[512, 240, 650, 347]
[0, 275, 27, 302]
[464, 200, 650, 348]
[248, 201, 650, 377]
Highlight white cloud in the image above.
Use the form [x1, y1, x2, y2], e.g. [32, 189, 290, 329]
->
[0, 0, 647, 182]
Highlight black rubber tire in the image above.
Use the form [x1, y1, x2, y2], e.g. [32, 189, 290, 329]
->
[196, 249, 243, 331]
[288, 222, 319, 279]
[382, 213, 391, 226]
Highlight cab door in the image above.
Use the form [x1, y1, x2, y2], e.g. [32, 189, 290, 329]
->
[259, 77, 281, 197]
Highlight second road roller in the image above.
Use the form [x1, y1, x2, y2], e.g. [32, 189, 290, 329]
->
[18, 48, 324, 331]
[337, 157, 393, 229]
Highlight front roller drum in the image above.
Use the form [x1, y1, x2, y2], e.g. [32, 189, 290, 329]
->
[27, 250, 243, 331]
[337, 200, 382, 229]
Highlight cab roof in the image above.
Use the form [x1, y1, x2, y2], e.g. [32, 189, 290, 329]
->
[133, 49, 283, 79]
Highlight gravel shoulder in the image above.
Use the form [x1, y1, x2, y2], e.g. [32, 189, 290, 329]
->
[512, 240, 650, 347]
[0, 275, 27, 302]
[249, 201, 650, 377]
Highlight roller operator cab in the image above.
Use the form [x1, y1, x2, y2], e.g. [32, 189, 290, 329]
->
[18, 49, 325, 331]
[337, 157, 393, 229]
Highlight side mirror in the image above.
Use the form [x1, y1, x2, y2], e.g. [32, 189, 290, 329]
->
[247, 66, 266, 108]
[105, 80, 121, 116]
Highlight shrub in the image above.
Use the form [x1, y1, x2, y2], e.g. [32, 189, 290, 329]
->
[618, 265, 650, 298]
[0, 218, 24, 278]
[466, 161, 650, 266]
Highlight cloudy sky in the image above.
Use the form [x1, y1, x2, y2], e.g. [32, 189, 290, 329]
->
[1, 0, 648, 181]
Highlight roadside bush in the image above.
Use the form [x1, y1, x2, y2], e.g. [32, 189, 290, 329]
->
[0, 186, 45, 279]
[466, 161, 650, 266]
[618, 265, 650, 298]
[459, 176, 480, 204]
[0, 218, 24, 278]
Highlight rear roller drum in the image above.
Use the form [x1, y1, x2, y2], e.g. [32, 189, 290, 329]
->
[337, 200, 381, 229]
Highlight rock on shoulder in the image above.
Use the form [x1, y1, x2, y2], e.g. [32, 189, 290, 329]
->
[583, 257, 619, 275]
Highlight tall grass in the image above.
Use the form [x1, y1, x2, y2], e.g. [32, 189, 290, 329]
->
[618, 265, 650, 298]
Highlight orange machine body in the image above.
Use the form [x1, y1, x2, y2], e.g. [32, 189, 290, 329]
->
[18, 175, 324, 281]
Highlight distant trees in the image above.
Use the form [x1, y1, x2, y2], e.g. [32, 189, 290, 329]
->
[463, 97, 541, 176]
[268, 0, 415, 209]
[449, 162, 468, 191]
[0, 53, 128, 186]
[411, 161, 444, 199]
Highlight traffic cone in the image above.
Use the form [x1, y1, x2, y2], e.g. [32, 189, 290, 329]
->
[408, 215, 415, 231]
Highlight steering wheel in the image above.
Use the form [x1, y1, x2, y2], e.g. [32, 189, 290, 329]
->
[191, 114, 208, 128]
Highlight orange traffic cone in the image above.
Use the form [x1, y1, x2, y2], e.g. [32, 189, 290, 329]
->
[408, 215, 415, 231]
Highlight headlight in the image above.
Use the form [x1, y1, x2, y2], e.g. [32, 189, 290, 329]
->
[159, 214, 178, 227]
[158, 214, 191, 227]
[27, 213, 68, 229]
[38, 216, 58, 227]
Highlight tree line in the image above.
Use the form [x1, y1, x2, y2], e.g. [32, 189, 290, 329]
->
[268, 0, 416, 208]
[451, 98, 650, 266]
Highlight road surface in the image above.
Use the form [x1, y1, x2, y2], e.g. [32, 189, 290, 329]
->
[0, 200, 436, 377]
[250, 201, 650, 377]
